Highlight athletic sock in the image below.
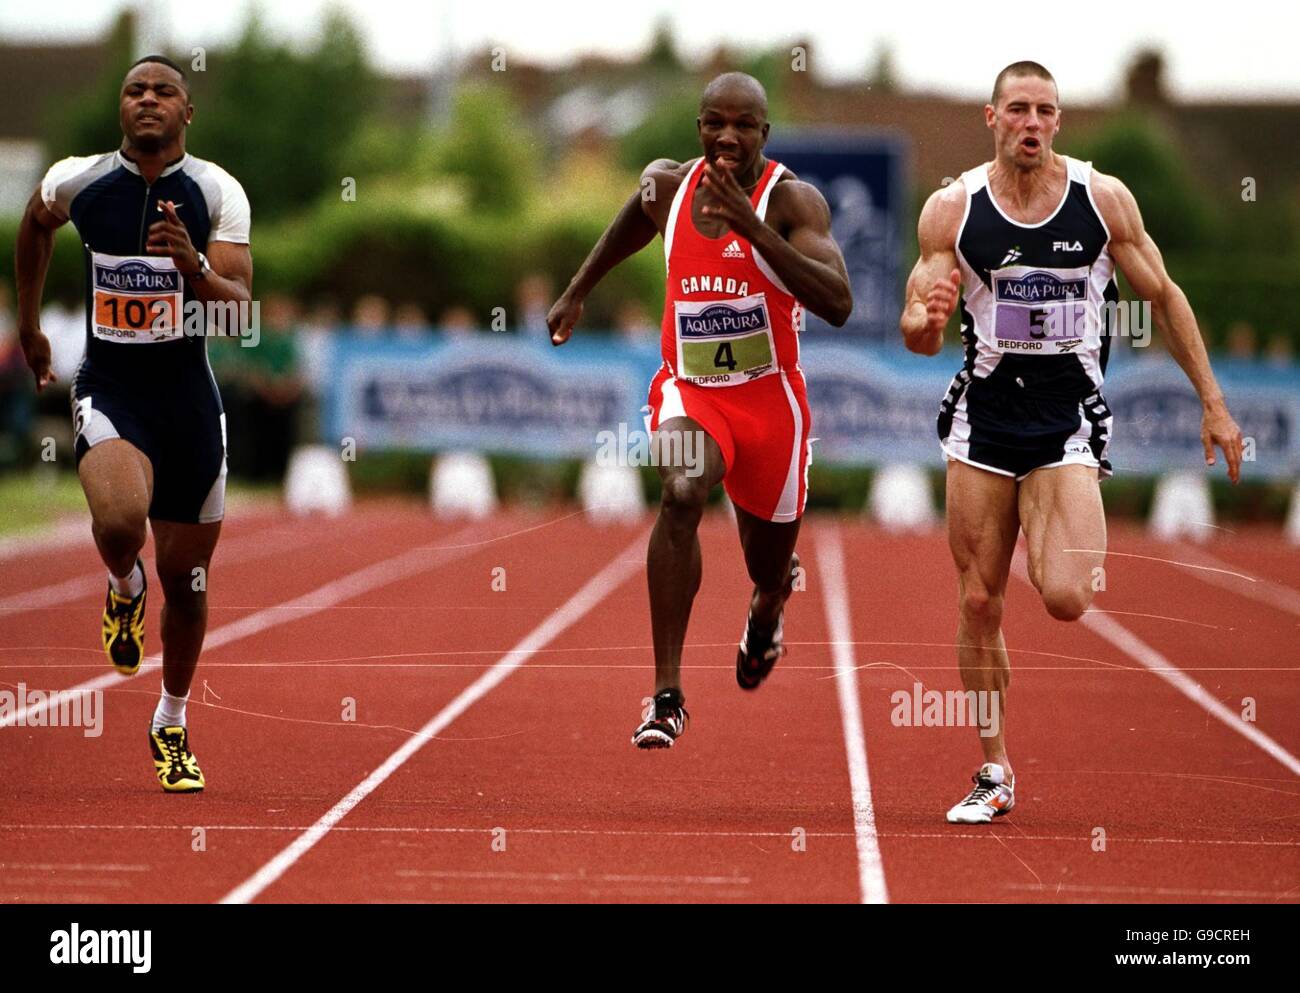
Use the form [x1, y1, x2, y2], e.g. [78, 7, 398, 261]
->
[152, 684, 189, 731]
[110, 560, 145, 598]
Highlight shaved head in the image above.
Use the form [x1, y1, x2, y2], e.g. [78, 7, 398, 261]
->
[700, 72, 768, 120]
[991, 61, 1057, 107]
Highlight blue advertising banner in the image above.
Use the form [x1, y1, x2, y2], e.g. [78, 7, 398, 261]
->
[765, 130, 908, 342]
[323, 333, 1300, 479]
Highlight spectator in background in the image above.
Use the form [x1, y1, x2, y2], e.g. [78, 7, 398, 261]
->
[209, 294, 303, 483]
[40, 299, 84, 382]
[243, 294, 303, 482]
[1225, 320, 1257, 360]
[0, 279, 35, 466]
[351, 294, 391, 337]
[615, 299, 657, 344]
[297, 297, 342, 398]
[394, 302, 433, 340]
[437, 305, 477, 339]
[1265, 334, 1294, 368]
[515, 273, 552, 339]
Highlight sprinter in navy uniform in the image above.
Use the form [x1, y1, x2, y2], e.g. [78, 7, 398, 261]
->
[899, 61, 1242, 826]
[16, 55, 253, 792]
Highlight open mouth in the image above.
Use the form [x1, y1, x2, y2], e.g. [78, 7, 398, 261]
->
[1021, 136, 1041, 152]
[714, 151, 739, 168]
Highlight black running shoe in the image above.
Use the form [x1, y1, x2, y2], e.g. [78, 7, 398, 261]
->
[103, 559, 146, 675]
[631, 688, 689, 749]
[735, 553, 798, 691]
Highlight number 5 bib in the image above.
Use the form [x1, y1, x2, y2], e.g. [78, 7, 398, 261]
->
[673, 292, 778, 387]
[91, 251, 184, 343]
[991, 265, 1096, 355]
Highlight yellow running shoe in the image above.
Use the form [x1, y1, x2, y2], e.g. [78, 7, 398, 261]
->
[102, 560, 146, 675]
[149, 725, 205, 793]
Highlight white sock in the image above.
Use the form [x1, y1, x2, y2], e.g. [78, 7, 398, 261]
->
[110, 560, 145, 598]
[152, 684, 189, 731]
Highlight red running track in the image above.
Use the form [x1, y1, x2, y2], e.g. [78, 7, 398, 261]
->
[0, 504, 1296, 903]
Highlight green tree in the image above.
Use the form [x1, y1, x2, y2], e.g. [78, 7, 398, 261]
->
[1064, 112, 1215, 252]
[187, 6, 377, 222]
[428, 84, 536, 215]
[42, 11, 137, 160]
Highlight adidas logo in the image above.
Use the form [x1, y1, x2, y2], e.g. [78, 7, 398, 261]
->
[722, 239, 745, 259]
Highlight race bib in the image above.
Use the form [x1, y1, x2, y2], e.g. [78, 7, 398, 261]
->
[674, 292, 777, 387]
[991, 266, 1095, 355]
[90, 251, 184, 344]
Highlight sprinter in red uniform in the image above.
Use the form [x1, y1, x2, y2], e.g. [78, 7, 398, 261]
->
[548, 73, 852, 747]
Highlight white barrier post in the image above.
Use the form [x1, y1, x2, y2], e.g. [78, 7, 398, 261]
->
[578, 462, 645, 524]
[1286, 480, 1300, 545]
[867, 463, 937, 532]
[429, 451, 497, 519]
[283, 444, 352, 517]
[1149, 470, 1215, 542]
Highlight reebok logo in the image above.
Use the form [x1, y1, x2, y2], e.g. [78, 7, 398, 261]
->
[722, 239, 745, 259]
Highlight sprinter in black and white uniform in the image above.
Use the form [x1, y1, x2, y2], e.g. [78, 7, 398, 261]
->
[899, 61, 1242, 827]
[938, 154, 1118, 480]
[16, 55, 253, 793]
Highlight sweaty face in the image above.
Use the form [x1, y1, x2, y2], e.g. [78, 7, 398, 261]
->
[120, 65, 190, 152]
[987, 76, 1060, 170]
[697, 95, 769, 174]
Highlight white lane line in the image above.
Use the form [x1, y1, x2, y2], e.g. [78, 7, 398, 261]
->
[0, 520, 92, 562]
[1174, 544, 1300, 620]
[814, 525, 889, 905]
[0, 522, 488, 730]
[219, 533, 646, 905]
[0, 517, 390, 615]
[1010, 554, 1300, 779]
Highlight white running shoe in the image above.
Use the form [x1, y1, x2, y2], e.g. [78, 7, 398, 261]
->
[946, 762, 1015, 824]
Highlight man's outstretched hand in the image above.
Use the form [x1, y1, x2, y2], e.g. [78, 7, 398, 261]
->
[547, 291, 583, 346]
[19, 327, 57, 391]
[1201, 401, 1244, 484]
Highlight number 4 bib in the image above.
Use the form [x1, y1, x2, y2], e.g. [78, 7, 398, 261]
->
[673, 292, 777, 387]
[91, 251, 184, 343]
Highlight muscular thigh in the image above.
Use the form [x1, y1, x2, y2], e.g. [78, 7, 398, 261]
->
[946, 459, 1020, 599]
[78, 438, 153, 526]
[1017, 464, 1106, 594]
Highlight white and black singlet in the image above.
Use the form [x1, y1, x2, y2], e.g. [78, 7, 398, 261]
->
[938, 156, 1117, 480]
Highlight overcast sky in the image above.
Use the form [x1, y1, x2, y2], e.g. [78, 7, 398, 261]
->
[4, 0, 1299, 103]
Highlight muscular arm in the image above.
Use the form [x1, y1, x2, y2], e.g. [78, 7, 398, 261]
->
[547, 160, 671, 345]
[699, 165, 851, 326]
[1093, 172, 1243, 481]
[14, 188, 66, 389]
[899, 183, 964, 356]
[744, 179, 851, 326]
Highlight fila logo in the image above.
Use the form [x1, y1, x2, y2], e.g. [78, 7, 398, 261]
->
[1053, 240, 1083, 251]
[722, 239, 745, 259]
[998, 247, 1021, 266]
